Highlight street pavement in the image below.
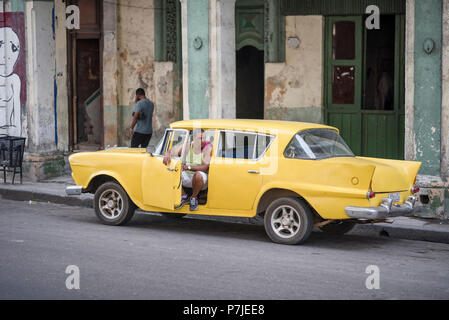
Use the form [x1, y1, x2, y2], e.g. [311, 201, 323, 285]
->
[1, 175, 449, 244]
[1, 197, 449, 299]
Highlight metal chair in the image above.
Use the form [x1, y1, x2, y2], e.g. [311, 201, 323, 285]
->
[0, 136, 26, 184]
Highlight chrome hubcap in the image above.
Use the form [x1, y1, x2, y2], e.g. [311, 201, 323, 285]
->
[271, 205, 301, 239]
[99, 189, 123, 220]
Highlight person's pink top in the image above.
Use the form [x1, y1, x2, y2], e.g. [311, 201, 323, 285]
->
[202, 141, 211, 152]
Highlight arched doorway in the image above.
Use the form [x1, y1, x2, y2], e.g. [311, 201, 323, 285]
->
[236, 45, 264, 119]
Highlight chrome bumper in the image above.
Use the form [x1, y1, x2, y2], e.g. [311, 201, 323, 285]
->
[345, 196, 416, 219]
[66, 185, 83, 196]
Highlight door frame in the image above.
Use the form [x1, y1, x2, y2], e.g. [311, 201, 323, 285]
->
[67, 0, 104, 151]
[323, 14, 405, 159]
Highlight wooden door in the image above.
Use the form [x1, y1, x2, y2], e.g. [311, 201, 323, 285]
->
[324, 15, 405, 159]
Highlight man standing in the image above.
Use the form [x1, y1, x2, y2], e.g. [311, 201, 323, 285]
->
[129, 88, 154, 148]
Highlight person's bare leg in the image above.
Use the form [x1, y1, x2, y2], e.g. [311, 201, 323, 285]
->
[191, 172, 204, 198]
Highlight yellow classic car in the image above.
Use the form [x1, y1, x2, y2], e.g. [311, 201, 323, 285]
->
[67, 119, 421, 245]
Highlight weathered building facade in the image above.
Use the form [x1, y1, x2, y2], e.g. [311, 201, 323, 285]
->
[0, 0, 447, 217]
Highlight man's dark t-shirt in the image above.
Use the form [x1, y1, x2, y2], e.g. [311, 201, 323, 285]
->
[134, 98, 154, 134]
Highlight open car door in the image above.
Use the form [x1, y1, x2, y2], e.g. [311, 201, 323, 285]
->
[141, 129, 189, 210]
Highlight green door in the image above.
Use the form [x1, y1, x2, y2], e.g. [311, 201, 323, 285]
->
[324, 15, 405, 159]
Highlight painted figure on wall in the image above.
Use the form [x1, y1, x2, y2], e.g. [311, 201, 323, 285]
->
[0, 11, 26, 137]
[0, 27, 21, 136]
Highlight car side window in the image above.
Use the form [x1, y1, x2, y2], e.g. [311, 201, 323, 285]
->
[255, 133, 274, 158]
[216, 131, 273, 160]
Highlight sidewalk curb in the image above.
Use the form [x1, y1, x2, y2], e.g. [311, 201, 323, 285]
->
[0, 187, 93, 208]
[351, 223, 449, 244]
[1, 184, 448, 244]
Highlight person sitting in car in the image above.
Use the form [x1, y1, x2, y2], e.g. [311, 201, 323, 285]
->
[163, 128, 212, 211]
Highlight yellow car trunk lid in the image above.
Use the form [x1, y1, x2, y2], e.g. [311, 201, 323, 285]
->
[357, 157, 421, 192]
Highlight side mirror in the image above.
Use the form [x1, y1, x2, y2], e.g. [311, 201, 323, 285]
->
[146, 145, 155, 156]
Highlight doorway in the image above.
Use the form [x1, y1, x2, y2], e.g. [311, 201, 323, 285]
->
[67, 0, 103, 150]
[75, 39, 101, 146]
[324, 15, 405, 159]
[236, 46, 264, 119]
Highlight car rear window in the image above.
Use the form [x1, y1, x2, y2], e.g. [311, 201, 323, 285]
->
[284, 128, 354, 160]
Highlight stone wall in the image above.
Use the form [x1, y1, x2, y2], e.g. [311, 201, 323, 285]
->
[103, 0, 182, 147]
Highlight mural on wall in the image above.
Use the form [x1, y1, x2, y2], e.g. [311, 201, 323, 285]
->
[0, 12, 26, 137]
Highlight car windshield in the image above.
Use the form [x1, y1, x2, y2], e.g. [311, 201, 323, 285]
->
[284, 128, 354, 160]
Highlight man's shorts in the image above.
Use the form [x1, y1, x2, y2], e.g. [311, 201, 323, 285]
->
[182, 171, 208, 190]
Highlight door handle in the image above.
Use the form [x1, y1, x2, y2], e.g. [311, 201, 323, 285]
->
[167, 167, 175, 171]
[248, 170, 260, 174]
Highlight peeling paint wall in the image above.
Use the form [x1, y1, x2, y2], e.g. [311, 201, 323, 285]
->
[265, 15, 323, 123]
[442, 0, 449, 181]
[152, 61, 182, 140]
[441, 0, 449, 217]
[404, 0, 416, 162]
[115, 0, 155, 146]
[25, 0, 56, 153]
[102, 0, 181, 147]
[413, 0, 442, 176]
[405, 0, 448, 218]
[22, 0, 68, 181]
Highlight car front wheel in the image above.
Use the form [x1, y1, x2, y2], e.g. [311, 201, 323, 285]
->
[264, 197, 314, 245]
[94, 182, 136, 226]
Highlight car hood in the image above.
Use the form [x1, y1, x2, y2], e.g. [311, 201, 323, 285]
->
[68, 148, 148, 166]
[323, 156, 421, 192]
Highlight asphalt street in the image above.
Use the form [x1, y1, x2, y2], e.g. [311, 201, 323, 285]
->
[1, 197, 449, 299]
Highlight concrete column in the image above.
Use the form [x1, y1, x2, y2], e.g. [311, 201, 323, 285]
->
[24, 0, 56, 153]
[265, 0, 284, 62]
[180, 0, 209, 120]
[209, 0, 236, 119]
[442, 0, 449, 216]
[180, 0, 189, 119]
[442, 0, 449, 180]
[103, 0, 120, 147]
[413, 0, 442, 177]
[404, 0, 415, 161]
[54, 0, 69, 151]
[411, 0, 447, 218]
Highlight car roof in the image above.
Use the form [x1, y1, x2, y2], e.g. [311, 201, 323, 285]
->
[170, 119, 338, 134]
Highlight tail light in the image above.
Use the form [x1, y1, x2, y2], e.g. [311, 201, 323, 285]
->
[366, 191, 376, 199]
[410, 186, 420, 194]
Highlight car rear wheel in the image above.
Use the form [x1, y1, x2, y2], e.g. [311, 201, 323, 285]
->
[319, 220, 355, 235]
[264, 197, 314, 245]
[94, 182, 136, 226]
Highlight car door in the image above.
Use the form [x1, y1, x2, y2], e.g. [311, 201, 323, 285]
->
[207, 130, 274, 211]
[141, 129, 188, 210]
